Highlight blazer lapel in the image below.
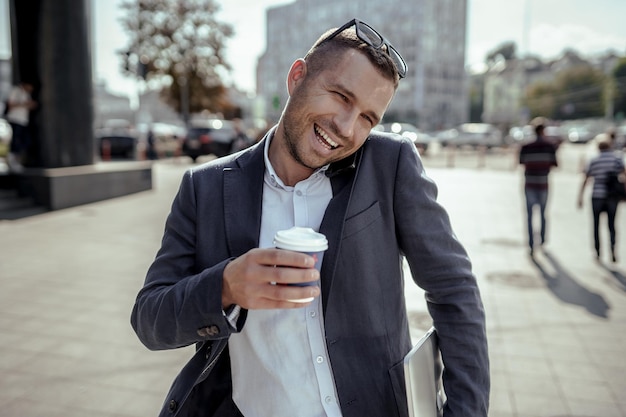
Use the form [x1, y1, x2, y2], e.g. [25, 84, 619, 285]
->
[319, 148, 362, 314]
[223, 142, 266, 257]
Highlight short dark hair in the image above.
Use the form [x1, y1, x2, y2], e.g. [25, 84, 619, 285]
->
[597, 134, 611, 150]
[303, 27, 400, 89]
[534, 124, 545, 136]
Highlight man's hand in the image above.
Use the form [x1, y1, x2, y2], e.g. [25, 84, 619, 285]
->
[222, 248, 320, 309]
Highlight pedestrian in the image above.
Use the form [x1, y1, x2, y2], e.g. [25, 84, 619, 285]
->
[131, 18, 489, 417]
[5, 82, 37, 172]
[577, 134, 626, 262]
[146, 128, 158, 160]
[519, 118, 559, 256]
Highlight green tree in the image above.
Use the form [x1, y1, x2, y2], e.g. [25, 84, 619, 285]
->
[552, 65, 605, 119]
[525, 82, 557, 119]
[525, 64, 606, 120]
[612, 57, 626, 120]
[118, 0, 235, 119]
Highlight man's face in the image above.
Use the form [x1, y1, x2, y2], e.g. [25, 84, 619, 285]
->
[273, 50, 395, 184]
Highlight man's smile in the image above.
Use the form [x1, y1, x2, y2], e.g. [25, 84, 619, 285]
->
[314, 124, 339, 150]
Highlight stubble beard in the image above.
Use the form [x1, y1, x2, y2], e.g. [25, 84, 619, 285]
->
[283, 127, 320, 171]
[281, 104, 326, 172]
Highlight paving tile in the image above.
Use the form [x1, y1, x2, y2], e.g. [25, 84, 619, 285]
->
[1, 157, 625, 417]
[512, 392, 570, 417]
[508, 374, 563, 398]
[565, 399, 626, 417]
[558, 378, 616, 404]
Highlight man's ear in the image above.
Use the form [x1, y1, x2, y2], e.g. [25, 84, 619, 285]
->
[286, 59, 307, 95]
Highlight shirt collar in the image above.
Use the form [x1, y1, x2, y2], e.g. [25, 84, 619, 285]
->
[263, 131, 329, 189]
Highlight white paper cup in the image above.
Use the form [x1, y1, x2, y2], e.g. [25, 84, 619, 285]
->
[273, 227, 328, 302]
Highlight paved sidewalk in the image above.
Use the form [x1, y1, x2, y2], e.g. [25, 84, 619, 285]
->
[0, 153, 625, 417]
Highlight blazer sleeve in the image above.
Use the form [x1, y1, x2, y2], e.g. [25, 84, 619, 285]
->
[130, 169, 240, 351]
[393, 140, 490, 416]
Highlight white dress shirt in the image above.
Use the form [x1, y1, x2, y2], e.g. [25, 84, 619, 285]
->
[228, 135, 343, 417]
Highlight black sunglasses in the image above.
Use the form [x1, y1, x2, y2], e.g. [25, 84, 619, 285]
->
[320, 18, 407, 79]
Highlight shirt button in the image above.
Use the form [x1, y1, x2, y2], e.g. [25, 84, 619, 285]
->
[296, 190, 303, 196]
[310, 311, 317, 318]
[325, 396, 332, 404]
[316, 356, 324, 363]
[168, 400, 178, 412]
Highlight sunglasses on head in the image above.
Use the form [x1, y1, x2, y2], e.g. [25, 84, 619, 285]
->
[320, 18, 407, 79]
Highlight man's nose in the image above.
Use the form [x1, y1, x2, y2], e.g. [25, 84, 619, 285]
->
[333, 109, 359, 139]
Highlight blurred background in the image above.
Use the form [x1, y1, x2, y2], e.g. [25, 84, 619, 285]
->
[0, 0, 625, 168]
[1, 3, 625, 416]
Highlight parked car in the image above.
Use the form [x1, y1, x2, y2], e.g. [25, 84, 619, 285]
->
[137, 122, 187, 158]
[181, 119, 238, 162]
[615, 125, 626, 149]
[0, 118, 12, 157]
[506, 124, 563, 148]
[505, 125, 534, 145]
[435, 128, 458, 146]
[565, 125, 594, 144]
[372, 122, 433, 154]
[95, 119, 138, 160]
[439, 123, 503, 148]
[543, 125, 565, 147]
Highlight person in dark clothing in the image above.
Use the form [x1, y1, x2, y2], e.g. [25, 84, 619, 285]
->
[146, 129, 158, 160]
[6, 82, 37, 172]
[519, 121, 559, 256]
[577, 135, 626, 262]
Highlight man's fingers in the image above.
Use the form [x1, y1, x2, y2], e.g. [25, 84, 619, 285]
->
[267, 264, 319, 285]
[235, 279, 320, 309]
[254, 248, 315, 269]
[249, 283, 321, 309]
[223, 248, 320, 310]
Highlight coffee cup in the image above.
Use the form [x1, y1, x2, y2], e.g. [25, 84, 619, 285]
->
[273, 227, 328, 302]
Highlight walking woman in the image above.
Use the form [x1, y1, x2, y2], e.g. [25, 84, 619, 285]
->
[577, 135, 626, 262]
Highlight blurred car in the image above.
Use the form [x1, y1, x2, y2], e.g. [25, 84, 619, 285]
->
[565, 125, 594, 144]
[95, 119, 138, 160]
[0, 118, 12, 157]
[506, 124, 563, 148]
[181, 118, 238, 162]
[543, 125, 565, 147]
[439, 123, 503, 148]
[138, 122, 187, 158]
[505, 125, 534, 145]
[615, 125, 626, 149]
[435, 128, 458, 146]
[372, 122, 433, 154]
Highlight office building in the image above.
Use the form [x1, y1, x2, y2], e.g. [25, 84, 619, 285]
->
[257, 0, 468, 131]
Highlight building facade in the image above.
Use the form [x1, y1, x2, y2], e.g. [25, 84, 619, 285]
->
[482, 51, 622, 128]
[482, 57, 552, 128]
[256, 0, 468, 131]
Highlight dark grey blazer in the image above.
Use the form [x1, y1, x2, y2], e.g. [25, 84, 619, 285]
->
[131, 129, 490, 417]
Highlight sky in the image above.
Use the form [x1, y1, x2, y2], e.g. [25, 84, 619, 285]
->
[1, 0, 625, 97]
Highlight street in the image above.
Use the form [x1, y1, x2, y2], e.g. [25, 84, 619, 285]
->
[0, 142, 625, 417]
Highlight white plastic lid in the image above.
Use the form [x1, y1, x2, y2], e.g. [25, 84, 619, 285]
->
[273, 227, 328, 252]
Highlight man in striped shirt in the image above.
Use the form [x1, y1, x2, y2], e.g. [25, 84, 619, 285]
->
[519, 122, 559, 256]
[577, 136, 625, 262]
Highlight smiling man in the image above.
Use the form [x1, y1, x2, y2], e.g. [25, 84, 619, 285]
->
[131, 18, 489, 417]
